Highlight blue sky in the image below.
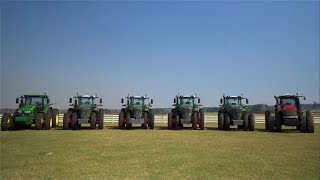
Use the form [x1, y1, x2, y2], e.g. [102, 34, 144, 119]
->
[1, 1, 319, 109]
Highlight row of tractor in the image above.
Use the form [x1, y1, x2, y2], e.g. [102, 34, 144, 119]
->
[0, 93, 315, 133]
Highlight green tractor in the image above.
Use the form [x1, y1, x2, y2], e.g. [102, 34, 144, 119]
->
[168, 94, 204, 130]
[265, 94, 314, 133]
[218, 95, 255, 131]
[63, 94, 104, 130]
[1, 94, 59, 131]
[118, 95, 154, 129]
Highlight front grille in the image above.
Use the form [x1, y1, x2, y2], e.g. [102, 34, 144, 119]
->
[231, 108, 241, 120]
[80, 109, 90, 119]
[132, 108, 142, 119]
[180, 107, 192, 119]
[284, 110, 297, 117]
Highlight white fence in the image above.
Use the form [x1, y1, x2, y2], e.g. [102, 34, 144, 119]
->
[1, 114, 319, 124]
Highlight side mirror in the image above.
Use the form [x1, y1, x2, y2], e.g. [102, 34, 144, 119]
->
[121, 98, 124, 104]
[174, 99, 176, 103]
[198, 98, 200, 104]
[16, 98, 19, 104]
[246, 99, 248, 104]
[220, 99, 222, 104]
[151, 99, 153, 104]
[100, 99, 102, 104]
[69, 98, 72, 104]
[75, 100, 78, 105]
[47, 99, 50, 104]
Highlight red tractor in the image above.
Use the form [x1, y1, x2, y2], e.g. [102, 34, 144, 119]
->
[265, 94, 314, 133]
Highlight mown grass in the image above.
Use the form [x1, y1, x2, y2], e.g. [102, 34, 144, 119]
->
[0, 123, 319, 179]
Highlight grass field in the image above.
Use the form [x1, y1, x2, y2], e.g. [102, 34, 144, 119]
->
[1, 123, 319, 179]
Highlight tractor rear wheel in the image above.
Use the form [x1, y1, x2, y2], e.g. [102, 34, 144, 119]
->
[306, 110, 314, 133]
[52, 109, 59, 128]
[90, 112, 97, 129]
[275, 116, 282, 132]
[35, 113, 44, 130]
[143, 113, 148, 129]
[248, 113, 255, 131]
[71, 112, 78, 130]
[192, 113, 197, 130]
[168, 113, 172, 129]
[119, 112, 124, 129]
[126, 112, 132, 129]
[242, 112, 248, 131]
[218, 111, 224, 130]
[63, 112, 71, 130]
[268, 116, 275, 132]
[174, 114, 180, 130]
[98, 109, 104, 129]
[224, 113, 230, 130]
[299, 114, 307, 133]
[149, 112, 155, 129]
[44, 112, 52, 130]
[199, 111, 204, 130]
[265, 111, 270, 130]
[1, 113, 13, 131]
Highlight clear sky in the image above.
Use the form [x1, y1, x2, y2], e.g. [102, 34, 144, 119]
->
[1, 1, 319, 109]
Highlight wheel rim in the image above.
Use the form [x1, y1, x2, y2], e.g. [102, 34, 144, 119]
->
[50, 117, 52, 127]
[7, 116, 12, 126]
[41, 117, 44, 124]
[56, 114, 59, 125]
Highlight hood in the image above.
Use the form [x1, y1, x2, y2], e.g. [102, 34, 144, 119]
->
[132, 107, 143, 119]
[18, 105, 36, 112]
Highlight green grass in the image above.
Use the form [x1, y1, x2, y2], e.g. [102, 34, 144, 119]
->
[1, 123, 319, 179]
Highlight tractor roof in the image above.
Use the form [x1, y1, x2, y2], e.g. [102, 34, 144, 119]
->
[23, 94, 49, 98]
[76, 95, 98, 98]
[178, 95, 199, 98]
[276, 94, 304, 99]
[129, 95, 148, 99]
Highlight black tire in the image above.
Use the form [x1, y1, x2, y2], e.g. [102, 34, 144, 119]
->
[248, 113, 255, 131]
[268, 116, 275, 132]
[199, 111, 204, 130]
[71, 112, 78, 130]
[224, 113, 230, 130]
[149, 112, 155, 129]
[242, 112, 248, 131]
[63, 112, 71, 130]
[143, 112, 148, 129]
[119, 112, 124, 129]
[52, 109, 59, 128]
[35, 113, 44, 130]
[299, 114, 307, 133]
[265, 111, 270, 130]
[98, 109, 104, 129]
[43, 111, 52, 130]
[168, 113, 172, 129]
[306, 110, 314, 133]
[174, 114, 180, 130]
[126, 112, 132, 129]
[90, 112, 97, 129]
[1, 113, 13, 131]
[192, 113, 197, 130]
[218, 110, 224, 130]
[275, 116, 282, 132]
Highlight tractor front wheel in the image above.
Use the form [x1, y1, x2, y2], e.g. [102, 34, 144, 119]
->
[35, 113, 44, 130]
[1, 113, 13, 131]
[90, 112, 97, 129]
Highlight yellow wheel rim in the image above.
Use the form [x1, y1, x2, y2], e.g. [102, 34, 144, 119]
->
[56, 114, 59, 126]
[41, 118, 44, 124]
[50, 117, 52, 127]
[7, 116, 11, 126]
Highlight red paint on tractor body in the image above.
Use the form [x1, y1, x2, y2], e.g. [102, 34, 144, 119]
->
[283, 105, 297, 111]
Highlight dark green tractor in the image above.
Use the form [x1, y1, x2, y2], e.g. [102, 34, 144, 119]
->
[118, 95, 154, 129]
[1, 94, 59, 131]
[168, 94, 204, 130]
[63, 94, 104, 130]
[218, 95, 255, 131]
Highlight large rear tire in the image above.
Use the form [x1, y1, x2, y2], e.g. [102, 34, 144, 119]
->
[248, 113, 255, 131]
[143, 112, 148, 129]
[1, 113, 13, 131]
[306, 110, 314, 133]
[174, 114, 180, 130]
[119, 112, 124, 129]
[299, 114, 307, 133]
[63, 112, 71, 130]
[35, 113, 44, 130]
[199, 111, 204, 130]
[168, 113, 172, 129]
[275, 116, 282, 132]
[52, 109, 59, 128]
[218, 110, 224, 130]
[224, 113, 230, 130]
[98, 109, 104, 129]
[90, 112, 97, 129]
[126, 112, 132, 129]
[71, 112, 78, 130]
[192, 113, 197, 130]
[265, 111, 270, 130]
[149, 112, 155, 129]
[268, 116, 275, 132]
[242, 112, 248, 131]
[43, 111, 52, 130]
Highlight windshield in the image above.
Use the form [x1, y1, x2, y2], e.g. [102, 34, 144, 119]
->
[79, 97, 94, 105]
[131, 98, 143, 106]
[25, 97, 45, 106]
[280, 98, 296, 106]
[226, 98, 241, 106]
[180, 98, 194, 106]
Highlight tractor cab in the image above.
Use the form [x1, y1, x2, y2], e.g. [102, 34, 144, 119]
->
[16, 94, 50, 112]
[274, 94, 305, 120]
[221, 95, 248, 107]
